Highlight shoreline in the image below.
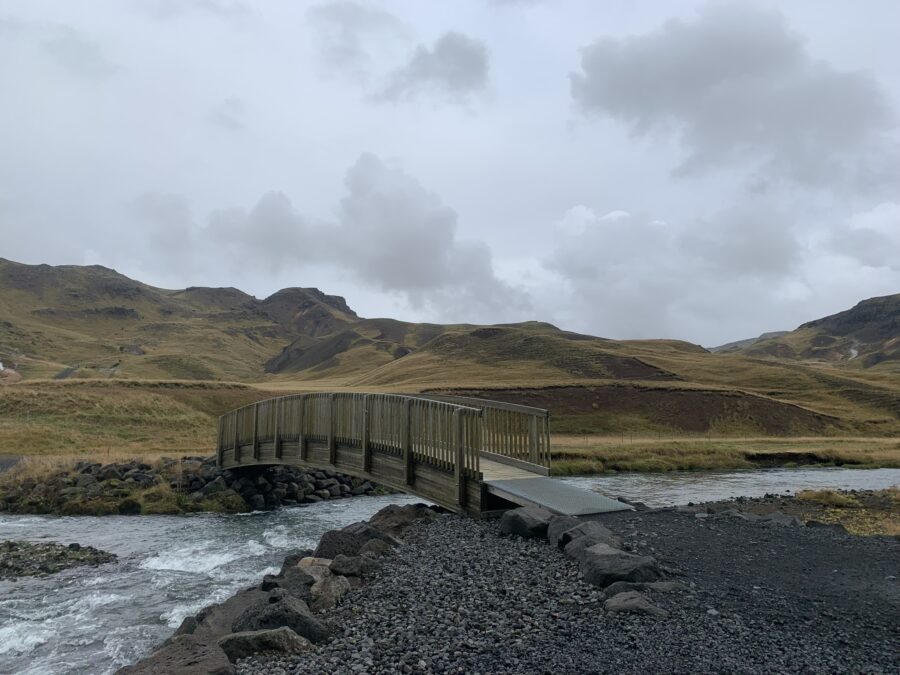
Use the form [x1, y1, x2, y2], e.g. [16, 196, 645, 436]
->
[0, 456, 385, 516]
[119, 490, 899, 674]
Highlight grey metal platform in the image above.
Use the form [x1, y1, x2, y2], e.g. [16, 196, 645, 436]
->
[484, 477, 633, 516]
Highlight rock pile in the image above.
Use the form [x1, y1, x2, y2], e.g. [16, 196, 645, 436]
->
[0, 540, 116, 579]
[499, 506, 668, 615]
[118, 503, 437, 674]
[0, 456, 381, 515]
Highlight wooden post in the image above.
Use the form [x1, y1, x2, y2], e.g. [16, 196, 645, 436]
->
[528, 415, 538, 465]
[403, 398, 413, 485]
[544, 411, 551, 467]
[299, 395, 307, 461]
[252, 402, 260, 460]
[328, 393, 336, 465]
[216, 416, 224, 467]
[274, 397, 282, 459]
[233, 410, 240, 463]
[454, 409, 466, 507]
[362, 394, 371, 473]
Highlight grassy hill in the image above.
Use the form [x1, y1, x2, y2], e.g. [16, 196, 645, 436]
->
[715, 294, 899, 371]
[1, 258, 898, 456]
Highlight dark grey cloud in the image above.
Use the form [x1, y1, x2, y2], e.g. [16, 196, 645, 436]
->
[571, 2, 897, 191]
[208, 97, 246, 131]
[138, 0, 252, 21]
[828, 202, 900, 271]
[42, 30, 118, 80]
[543, 202, 806, 339]
[133, 154, 526, 320]
[332, 153, 526, 316]
[307, 1, 407, 80]
[381, 31, 488, 102]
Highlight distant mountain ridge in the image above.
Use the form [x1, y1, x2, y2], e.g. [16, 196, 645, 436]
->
[717, 295, 899, 368]
[2, 258, 898, 436]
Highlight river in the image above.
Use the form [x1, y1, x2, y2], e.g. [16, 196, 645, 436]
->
[1, 467, 898, 675]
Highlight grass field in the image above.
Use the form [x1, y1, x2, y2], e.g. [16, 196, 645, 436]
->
[3, 380, 898, 478]
[549, 435, 900, 474]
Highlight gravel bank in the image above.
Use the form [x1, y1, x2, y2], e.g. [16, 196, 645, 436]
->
[240, 509, 899, 675]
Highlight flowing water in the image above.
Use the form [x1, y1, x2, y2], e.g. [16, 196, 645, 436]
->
[561, 466, 900, 507]
[1, 468, 898, 674]
[0, 494, 423, 675]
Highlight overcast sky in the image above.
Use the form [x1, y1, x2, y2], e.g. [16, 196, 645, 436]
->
[1, 0, 898, 346]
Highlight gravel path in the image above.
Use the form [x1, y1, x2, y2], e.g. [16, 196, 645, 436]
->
[239, 510, 899, 675]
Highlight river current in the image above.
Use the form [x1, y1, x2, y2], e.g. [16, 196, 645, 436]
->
[1, 468, 898, 674]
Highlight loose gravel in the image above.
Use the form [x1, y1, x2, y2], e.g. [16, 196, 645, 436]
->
[239, 510, 900, 675]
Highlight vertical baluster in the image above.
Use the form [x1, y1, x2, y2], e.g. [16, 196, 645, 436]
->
[362, 394, 371, 473]
[454, 409, 466, 507]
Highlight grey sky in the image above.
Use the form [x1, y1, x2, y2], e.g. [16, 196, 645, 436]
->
[1, 0, 898, 346]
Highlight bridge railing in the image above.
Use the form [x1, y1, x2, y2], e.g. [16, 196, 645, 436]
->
[412, 394, 551, 470]
[217, 393, 484, 504]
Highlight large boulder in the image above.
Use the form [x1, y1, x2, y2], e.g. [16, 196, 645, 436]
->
[313, 521, 395, 558]
[604, 590, 668, 618]
[558, 521, 622, 551]
[498, 507, 553, 539]
[310, 573, 351, 612]
[330, 554, 375, 578]
[368, 503, 436, 536]
[115, 635, 234, 675]
[231, 589, 329, 643]
[359, 539, 391, 558]
[183, 588, 269, 643]
[546, 515, 582, 548]
[216, 627, 311, 662]
[578, 543, 662, 588]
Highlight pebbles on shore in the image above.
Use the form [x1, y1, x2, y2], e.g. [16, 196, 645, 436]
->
[238, 508, 899, 675]
[0, 540, 116, 580]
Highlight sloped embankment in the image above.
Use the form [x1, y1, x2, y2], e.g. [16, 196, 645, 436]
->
[432, 384, 844, 435]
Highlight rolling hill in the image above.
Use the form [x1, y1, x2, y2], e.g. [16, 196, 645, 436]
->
[713, 294, 899, 370]
[1, 258, 898, 438]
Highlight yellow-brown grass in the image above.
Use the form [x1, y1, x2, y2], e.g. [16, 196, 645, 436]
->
[550, 435, 900, 474]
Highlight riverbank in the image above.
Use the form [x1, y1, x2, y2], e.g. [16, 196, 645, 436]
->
[550, 435, 900, 474]
[1, 541, 116, 580]
[118, 489, 899, 674]
[234, 501, 898, 674]
[0, 456, 382, 515]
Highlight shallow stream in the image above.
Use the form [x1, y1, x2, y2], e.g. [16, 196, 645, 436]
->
[1, 467, 897, 674]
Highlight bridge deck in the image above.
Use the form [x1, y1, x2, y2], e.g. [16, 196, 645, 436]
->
[483, 476, 632, 516]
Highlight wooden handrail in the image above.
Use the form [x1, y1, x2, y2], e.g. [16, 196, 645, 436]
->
[216, 392, 551, 511]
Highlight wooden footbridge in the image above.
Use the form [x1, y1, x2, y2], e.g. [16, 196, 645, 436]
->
[216, 393, 630, 517]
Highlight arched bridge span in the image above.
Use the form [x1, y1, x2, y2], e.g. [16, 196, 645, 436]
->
[216, 392, 552, 515]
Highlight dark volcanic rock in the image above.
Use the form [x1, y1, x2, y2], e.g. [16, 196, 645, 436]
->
[116, 635, 234, 675]
[603, 590, 668, 617]
[498, 506, 553, 539]
[313, 522, 395, 559]
[217, 627, 311, 662]
[546, 514, 582, 548]
[577, 543, 662, 587]
[367, 503, 436, 536]
[231, 590, 329, 644]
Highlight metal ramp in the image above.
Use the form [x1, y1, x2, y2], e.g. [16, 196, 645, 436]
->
[480, 457, 632, 516]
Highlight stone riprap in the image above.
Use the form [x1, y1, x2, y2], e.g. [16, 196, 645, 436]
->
[236, 505, 898, 674]
[0, 456, 382, 515]
[118, 503, 437, 674]
[0, 540, 116, 579]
